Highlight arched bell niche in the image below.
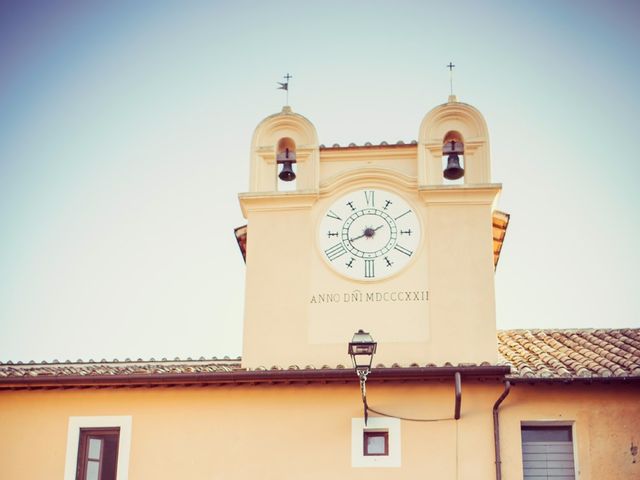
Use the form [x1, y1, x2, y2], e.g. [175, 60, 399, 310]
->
[417, 100, 490, 186]
[442, 130, 465, 185]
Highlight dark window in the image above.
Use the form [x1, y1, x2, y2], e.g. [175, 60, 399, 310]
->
[76, 428, 120, 480]
[521, 425, 575, 480]
[363, 430, 388, 456]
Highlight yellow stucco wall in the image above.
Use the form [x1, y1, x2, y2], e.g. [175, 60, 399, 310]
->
[1, 381, 638, 479]
[240, 180, 501, 369]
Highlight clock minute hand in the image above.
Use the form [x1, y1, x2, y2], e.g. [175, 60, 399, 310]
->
[350, 225, 385, 242]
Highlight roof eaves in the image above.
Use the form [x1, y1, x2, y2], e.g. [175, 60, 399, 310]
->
[0, 365, 510, 390]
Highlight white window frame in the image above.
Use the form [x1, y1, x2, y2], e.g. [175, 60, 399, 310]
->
[64, 416, 132, 480]
[351, 417, 401, 468]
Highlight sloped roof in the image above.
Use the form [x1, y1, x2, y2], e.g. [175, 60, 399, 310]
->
[498, 329, 640, 380]
[492, 211, 509, 269]
[0, 329, 638, 389]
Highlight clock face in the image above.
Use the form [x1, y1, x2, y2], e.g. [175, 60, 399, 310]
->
[318, 188, 421, 281]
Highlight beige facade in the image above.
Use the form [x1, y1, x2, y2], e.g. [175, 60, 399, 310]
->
[1, 96, 639, 480]
[1, 380, 638, 479]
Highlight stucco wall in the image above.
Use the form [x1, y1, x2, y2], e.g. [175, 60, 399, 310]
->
[0, 380, 638, 479]
[501, 382, 640, 479]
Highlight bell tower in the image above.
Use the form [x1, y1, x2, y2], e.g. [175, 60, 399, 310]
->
[415, 95, 500, 364]
[239, 97, 501, 369]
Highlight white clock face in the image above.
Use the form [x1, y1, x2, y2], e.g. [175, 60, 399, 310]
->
[318, 188, 421, 281]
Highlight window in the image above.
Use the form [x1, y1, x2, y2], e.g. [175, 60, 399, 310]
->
[363, 430, 388, 456]
[521, 425, 575, 480]
[64, 416, 132, 480]
[351, 417, 400, 467]
[76, 428, 120, 480]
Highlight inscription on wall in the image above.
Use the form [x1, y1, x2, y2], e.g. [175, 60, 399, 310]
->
[310, 290, 429, 304]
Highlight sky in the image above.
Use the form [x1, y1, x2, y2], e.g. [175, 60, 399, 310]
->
[0, 0, 639, 363]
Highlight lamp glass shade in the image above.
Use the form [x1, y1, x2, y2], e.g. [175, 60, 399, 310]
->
[348, 329, 377, 370]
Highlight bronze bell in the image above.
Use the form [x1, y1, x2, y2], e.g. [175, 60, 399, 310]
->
[444, 153, 464, 180]
[443, 140, 464, 180]
[278, 161, 296, 181]
[277, 148, 297, 182]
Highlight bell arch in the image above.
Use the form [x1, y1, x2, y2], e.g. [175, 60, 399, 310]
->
[417, 100, 490, 186]
[249, 107, 320, 192]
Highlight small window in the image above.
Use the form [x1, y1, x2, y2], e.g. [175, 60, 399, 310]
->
[521, 425, 575, 480]
[76, 428, 120, 480]
[364, 430, 388, 456]
[351, 417, 400, 467]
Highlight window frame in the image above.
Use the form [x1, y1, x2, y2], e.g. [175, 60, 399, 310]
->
[363, 430, 389, 456]
[64, 416, 132, 480]
[76, 427, 121, 480]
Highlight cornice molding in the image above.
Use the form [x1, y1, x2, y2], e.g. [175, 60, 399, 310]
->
[418, 184, 502, 205]
[238, 190, 319, 216]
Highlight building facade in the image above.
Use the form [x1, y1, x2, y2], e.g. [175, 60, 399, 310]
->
[1, 97, 639, 479]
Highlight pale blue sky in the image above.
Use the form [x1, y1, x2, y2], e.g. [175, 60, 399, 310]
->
[1, 1, 638, 362]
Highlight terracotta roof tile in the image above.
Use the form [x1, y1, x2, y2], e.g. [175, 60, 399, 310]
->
[319, 140, 418, 149]
[498, 329, 640, 379]
[0, 358, 241, 379]
[1, 329, 639, 383]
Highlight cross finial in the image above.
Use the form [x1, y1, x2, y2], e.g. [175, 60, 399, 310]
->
[276, 73, 293, 106]
[447, 62, 456, 96]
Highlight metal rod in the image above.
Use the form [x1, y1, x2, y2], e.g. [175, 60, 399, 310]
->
[492, 381, 511, 480]
[359, 371, 369, 425]
[454, 371, 462, 420]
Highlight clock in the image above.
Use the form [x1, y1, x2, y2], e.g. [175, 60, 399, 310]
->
[318, 188, 421, 280]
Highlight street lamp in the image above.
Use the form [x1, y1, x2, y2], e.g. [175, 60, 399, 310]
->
[348, 329, 377, 424]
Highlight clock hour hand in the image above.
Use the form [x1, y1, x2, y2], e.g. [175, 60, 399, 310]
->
[349, 225, 384, 242]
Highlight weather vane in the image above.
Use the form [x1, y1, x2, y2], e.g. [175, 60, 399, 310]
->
[277, 73, 292, 106]
[447, 62, 455, 96]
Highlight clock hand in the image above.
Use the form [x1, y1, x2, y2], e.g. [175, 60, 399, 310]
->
[349, 225, 385, 242]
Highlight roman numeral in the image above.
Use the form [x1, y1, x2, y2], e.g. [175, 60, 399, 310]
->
[325, 243, 347, 261]
[364, 190, 375, 207]
[394, 245, 413, 256]
[364, 259, 375, 278]
[326, 210, 342, 221]
[395, 210, 411, 220]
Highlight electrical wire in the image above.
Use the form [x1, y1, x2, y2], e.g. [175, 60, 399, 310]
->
[368, 406, 454, 423]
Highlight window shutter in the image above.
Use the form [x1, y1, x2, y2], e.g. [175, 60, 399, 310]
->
[521, 426, 575, 480]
